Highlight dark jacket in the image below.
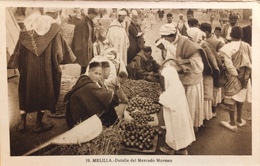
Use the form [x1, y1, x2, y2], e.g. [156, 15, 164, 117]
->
[64, 75, 113, 128]
[127, 50, 160, 80]
[8, 23, 76, 113]
[242, 25, 252, 46]
[71, 16, 96, 67]
[127, 22, 145, 64]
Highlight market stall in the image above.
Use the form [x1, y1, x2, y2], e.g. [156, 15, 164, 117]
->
[23, 79, 163, 155]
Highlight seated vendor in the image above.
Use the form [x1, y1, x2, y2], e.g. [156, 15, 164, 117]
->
[127, 46, 160, 82]
[105, 71, 129, 104]
[64, 61, 117, 129]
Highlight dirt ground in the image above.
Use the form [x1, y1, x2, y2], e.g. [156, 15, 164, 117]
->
[7, 9, 252, 156]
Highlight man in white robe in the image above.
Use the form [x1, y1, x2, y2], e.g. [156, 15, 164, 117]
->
[159, 59, 195, 155]
[159, 24, 204, 132]
[106, 10, 129, 66]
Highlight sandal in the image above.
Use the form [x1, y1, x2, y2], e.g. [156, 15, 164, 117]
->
[33, 122, 53, 133]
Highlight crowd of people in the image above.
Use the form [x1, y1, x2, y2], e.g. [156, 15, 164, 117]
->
[8, 8, 252, 155]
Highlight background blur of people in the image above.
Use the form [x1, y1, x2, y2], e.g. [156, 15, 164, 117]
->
[221, 14, 239, 42]
[177, 14, 188, 36]
[186, 9, 194, 19]
[157, 9, 165, 21]
[166, 13, 173, 24]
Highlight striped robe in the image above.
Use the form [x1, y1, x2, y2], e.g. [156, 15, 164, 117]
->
[8, 23, 76, 113]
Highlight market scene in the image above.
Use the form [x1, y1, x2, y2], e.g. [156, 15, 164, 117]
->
[6, 7, 252, 156]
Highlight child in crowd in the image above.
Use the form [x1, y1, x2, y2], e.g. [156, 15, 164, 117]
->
[214, 27, 226, 44]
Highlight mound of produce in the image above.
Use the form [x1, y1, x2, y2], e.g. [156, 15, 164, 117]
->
[129, 111, 154, 124]
[120, 121, 162, 151]
[126, 95, 161, 114]
[122, 79, 161, 102]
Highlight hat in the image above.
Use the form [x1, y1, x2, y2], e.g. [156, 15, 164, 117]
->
[43, 8, 61, 13]
[230, 26, 242, 39]
[118, 10, 127, 16]
[229, 14, 238, 20]
[159, 23, 178, 35]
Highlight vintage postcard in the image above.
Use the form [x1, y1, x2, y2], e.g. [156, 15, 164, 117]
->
[1, 1, 260, 166]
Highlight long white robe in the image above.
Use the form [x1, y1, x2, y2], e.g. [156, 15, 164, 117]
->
[106, 19, 129, 66]
[159, 64, 195, 151]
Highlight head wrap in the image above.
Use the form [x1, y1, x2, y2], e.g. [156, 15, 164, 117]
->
[186, 27, 204, 44]
[159, 23, 178, 36]
[24, 12, 54, 36]
[131, 9, 138, 16]
[179, 14, 183, 17]
[118, 10, 127, 16]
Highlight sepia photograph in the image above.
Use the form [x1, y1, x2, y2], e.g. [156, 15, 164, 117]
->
[1, 1, 260, 166]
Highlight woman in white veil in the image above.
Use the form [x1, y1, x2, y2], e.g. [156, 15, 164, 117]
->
[159, 58, 196, 155]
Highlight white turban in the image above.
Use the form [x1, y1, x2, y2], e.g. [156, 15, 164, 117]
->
[186, 27, 204, 44]
[118, 10, 127, 16]
[159, 23, 178, 36]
